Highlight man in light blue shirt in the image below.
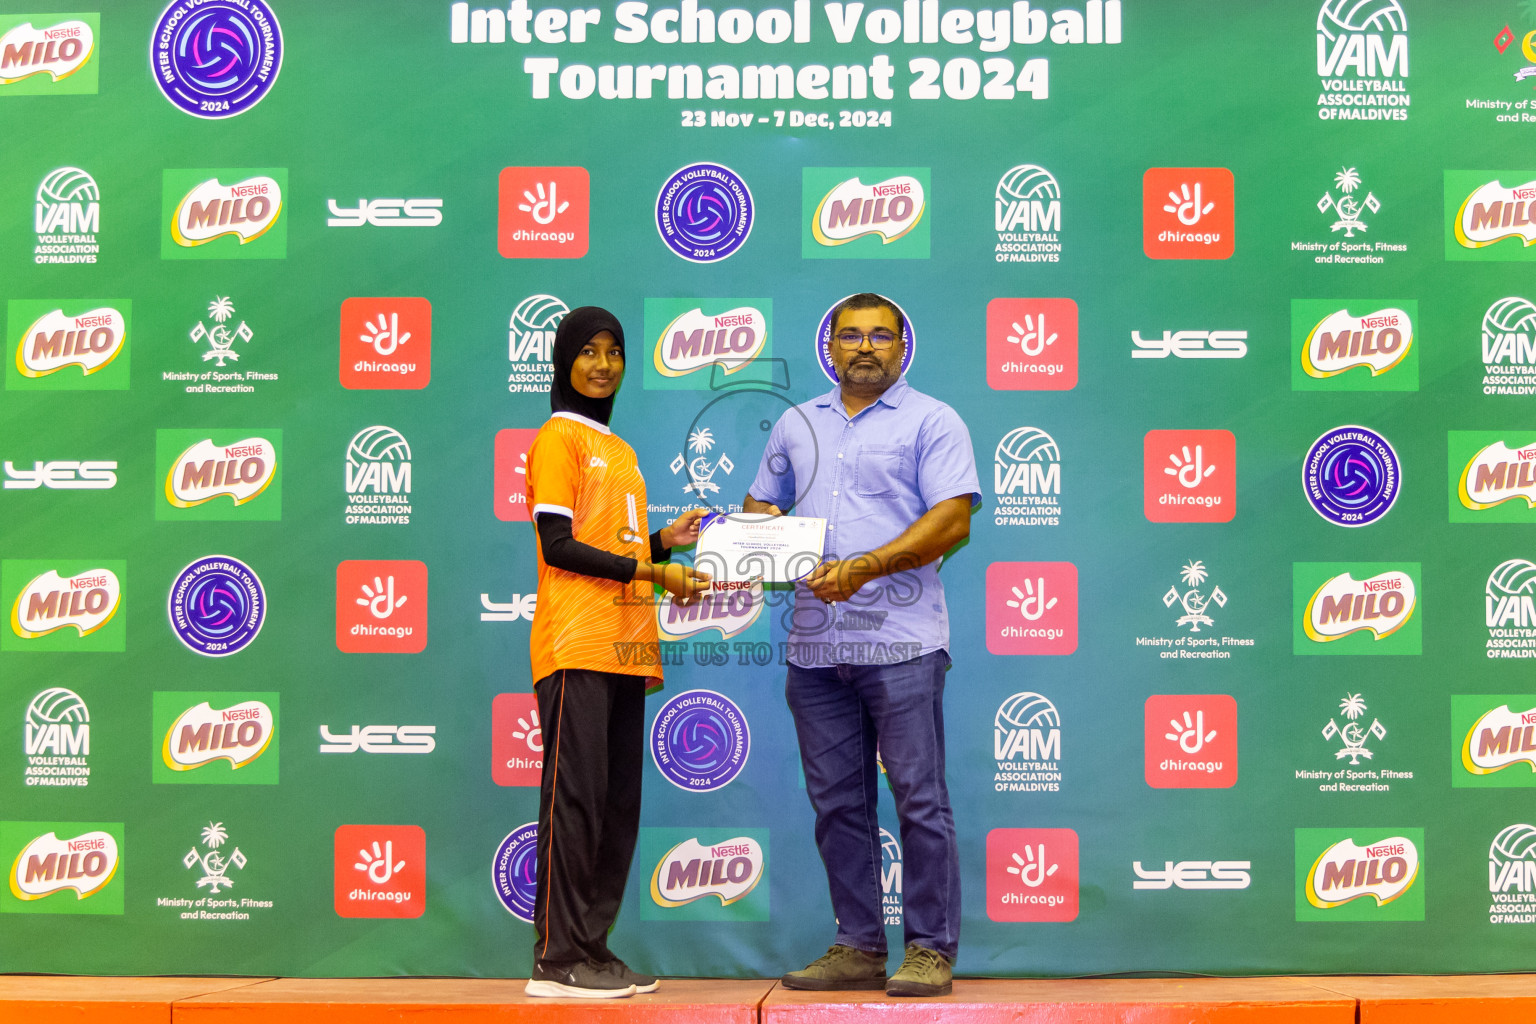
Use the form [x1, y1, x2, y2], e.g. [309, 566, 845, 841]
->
[744, 293, 980, 997]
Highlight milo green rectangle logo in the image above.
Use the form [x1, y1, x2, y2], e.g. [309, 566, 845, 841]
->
[1293, 562, 1420, 656]
[0, 821, 123, 915]
[161, 168, 287, 260]
[1446, 171, 1536, 262]
[803, 167, 929, 259]
[1, 560, 125, 652]
[1290, 299, 1417, 391]
[1453, 695, 1536, 788]
[0, 15, 99, 95]
[643, 298, 772, 390]
[639, 827, 768, 921]
[1295, 827, 1424, 922]
[151, 692, 279, 785]
[6, 299, 130, 391]
[1450, 431, 1536, 523]
[154, 430, 282, 521]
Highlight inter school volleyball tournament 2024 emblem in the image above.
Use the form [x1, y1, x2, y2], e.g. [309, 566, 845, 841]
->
[656, 163, 753, 263]
[152, 0, 282, 119]
[167, 556, 265, 657]
[1303, 426, 1400, 526]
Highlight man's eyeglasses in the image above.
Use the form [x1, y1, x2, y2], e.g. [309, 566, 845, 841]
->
[833, 329, 899, 350]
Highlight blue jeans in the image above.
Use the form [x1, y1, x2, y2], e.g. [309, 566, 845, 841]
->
[785, 650, 960, 960]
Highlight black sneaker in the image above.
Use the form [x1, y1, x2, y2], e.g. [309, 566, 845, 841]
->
[524, 959, 636, 999]
[600, 957, 660, 993]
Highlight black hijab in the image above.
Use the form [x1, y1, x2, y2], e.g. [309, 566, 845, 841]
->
[549, 305, 625, 426]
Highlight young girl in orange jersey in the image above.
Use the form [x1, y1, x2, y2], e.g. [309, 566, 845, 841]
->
[520, 306, 709, 999]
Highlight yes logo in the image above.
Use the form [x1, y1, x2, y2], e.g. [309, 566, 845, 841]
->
[1292, 300, 1417, 390]
[1144, 695, 1237, 789]
[1144, 429, 1236, 523]
[1454, 697, 1536, 787]
[6, 301, 130, 391]
[157, 432, 281, 520]
[1296, 828, 1423, 922]
[2, 561, 125, 652]
[1294, 563, 1421, 655]
[803, 167, 930, 259]
[162, 169, 287, 259]
[1143, 168, 1234, 260]
[498, 166, 588, 258]
[1, 823, 123, 915]
[335, 560, 428, 654]
[986, 298, 1077, 390]
[0, 17, 98, 93]
[152, 693, 279, 785]
[986, 562, 1077, 655]
[334, 825, 425, 919]
[987, 828, 1078, 922]
[492, 693, 542, 787]
[339, 297, 431, 390]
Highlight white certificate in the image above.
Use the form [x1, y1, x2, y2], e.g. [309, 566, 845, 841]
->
[693, 512, 826, 584]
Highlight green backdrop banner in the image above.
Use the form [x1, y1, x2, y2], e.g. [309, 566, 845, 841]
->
[4, 0, 1536, 978]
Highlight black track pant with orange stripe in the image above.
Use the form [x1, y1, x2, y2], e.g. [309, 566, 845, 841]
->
[531, 668, 645, 966]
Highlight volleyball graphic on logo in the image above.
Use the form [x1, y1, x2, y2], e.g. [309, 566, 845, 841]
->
[348, 426, 411, 466]
[1485, 297, 1536, 338]
[996, 427, 1060, 467]
[996, 164, 1060, 204]
[492, 822, 540, 922]
[996, 691, 1060, 733]
[36, 166, 98, 206]
[152, 0, 284, 119]
[509, 294, 568, 342]
[650, 690, 750, 792]
[1489, 559, 1536, 602]
[167, 556, 265, 657]
[1491, 823, 1536, 868]
[1303, 425, 1400, 527]
[27, 687, 89, 727]
[1316, 0, 1406, 38]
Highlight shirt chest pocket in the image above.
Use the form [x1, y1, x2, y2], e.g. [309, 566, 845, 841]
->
[854, 444, 908, 498]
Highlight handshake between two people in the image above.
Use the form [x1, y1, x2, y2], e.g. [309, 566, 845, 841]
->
[632, 507, 712, 605]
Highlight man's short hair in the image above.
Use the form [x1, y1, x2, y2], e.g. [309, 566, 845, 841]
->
[830, 292, 904, 340]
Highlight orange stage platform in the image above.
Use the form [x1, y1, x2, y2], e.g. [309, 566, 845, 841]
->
[6, 974, 1536, 1023]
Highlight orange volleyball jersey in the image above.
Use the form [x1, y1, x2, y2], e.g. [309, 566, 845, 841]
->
[524, 412, 661, 687]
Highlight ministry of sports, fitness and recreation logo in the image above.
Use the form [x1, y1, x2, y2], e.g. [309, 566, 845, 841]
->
[1297, 829, 1423, 921]
[507, 294, 565, 394]
[994, 164, 1061, 263]
[151, 0, 282, 118]
[345, 426, 412, 526]
[650, 690, 750, 792]
[0, 17, 98, 94]
[33, 166, 99, 265]
[993, 691, 1061, 792]
[158, 432, 280, 520]
[24, 687, 90, 788]
[816, 295, 916, 384]
[1302, 425, 1399, 526]
[1292, 301, 1416, 391]
[804, 167, 929, 259]
[1314, 0, 1409, 121]
[167, 556, 265, 657]
[1487, 559, 1536, 659]
[1293, 563, 1420, 656]
[181, 822, 246, 893]
[644, 829, 768, 920]
[491, 822, 538, 921]
[1481, 296, 1536, 395]
[1488, 823, 1536, 925]
[1322, 693, 1388, 767]
[2, 824, 123, 913]
[657, 163, 753, 263]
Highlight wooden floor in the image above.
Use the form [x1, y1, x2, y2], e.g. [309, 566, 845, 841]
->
[5, 974, 1536, 1023]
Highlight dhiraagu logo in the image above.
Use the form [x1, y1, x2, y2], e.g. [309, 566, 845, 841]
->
[803, 167, 929, 259]
[643, 298, 771, 390]
[640, 827, 767, 921]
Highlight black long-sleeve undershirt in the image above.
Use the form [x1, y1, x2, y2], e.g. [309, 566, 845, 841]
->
[534, 512, 669, 583]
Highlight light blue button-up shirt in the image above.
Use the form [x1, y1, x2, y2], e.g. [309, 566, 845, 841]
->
[748, 376, 981, 668]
